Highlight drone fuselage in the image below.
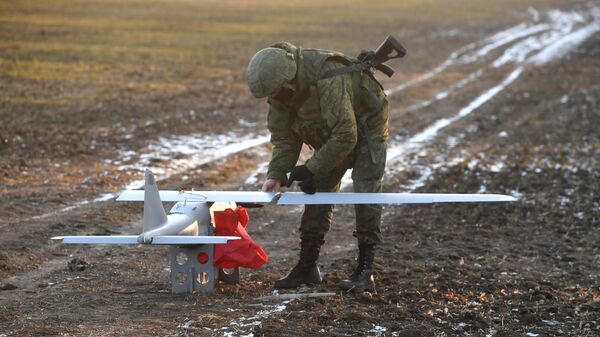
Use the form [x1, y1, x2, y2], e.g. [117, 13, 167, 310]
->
[137, 201, 210, 244]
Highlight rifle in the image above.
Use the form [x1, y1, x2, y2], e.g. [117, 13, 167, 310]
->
[320, 35, 407, 80]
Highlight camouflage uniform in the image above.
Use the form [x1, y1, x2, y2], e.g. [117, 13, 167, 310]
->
[265, 42, 388, 247]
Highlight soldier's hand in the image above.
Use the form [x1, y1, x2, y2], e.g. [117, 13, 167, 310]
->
[262, 179, 281, 193]
[298, 180, 316, 194]
[286, 165, 316, 194]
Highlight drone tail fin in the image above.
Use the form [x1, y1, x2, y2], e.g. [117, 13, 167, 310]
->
[143, 169, 168, 232]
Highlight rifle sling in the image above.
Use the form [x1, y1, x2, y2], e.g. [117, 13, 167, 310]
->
[319, 62, 370, 80]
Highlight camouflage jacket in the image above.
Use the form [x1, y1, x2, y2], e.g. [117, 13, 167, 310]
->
[266, 42, 388, 183]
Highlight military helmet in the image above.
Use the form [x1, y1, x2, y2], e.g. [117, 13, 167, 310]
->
[245, 47, 297, 98]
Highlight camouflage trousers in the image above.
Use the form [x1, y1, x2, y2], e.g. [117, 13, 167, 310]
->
[300, 138, 387, 247]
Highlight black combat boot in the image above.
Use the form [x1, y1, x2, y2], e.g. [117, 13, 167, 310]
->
[274, 242, 322, 288]
[338, 244, 375, 292]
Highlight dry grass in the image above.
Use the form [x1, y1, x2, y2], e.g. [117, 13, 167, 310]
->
[0, 0, 559, 116]
[0, 0, 568, 179]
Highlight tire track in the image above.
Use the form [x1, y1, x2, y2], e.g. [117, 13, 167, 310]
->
[28, 7, 599, 223]
[341, 6, 600, 190]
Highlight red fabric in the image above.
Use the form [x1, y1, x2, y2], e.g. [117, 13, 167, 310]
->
[213, 206, 268, 269]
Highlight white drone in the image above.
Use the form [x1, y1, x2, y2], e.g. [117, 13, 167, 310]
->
[52, 169, 516, 293]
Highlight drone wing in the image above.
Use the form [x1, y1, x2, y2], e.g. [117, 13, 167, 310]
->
[51, 236, 140, 244]
[117, 190, 516, 205]
[117, 190, 277, 203]
[51, 235, 240, 245]
[275, 192, 517, 204]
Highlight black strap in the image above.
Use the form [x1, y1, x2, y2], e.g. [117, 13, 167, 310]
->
[319, 62, 370, 80]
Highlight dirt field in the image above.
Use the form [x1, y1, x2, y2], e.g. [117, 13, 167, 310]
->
[1, 0, 599, 336]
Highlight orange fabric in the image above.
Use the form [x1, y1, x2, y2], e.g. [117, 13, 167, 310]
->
[213, 206, 268, 269]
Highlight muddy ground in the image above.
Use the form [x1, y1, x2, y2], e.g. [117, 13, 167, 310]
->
[1, 0, 599, 336]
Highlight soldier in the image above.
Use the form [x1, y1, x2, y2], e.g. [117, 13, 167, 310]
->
[245, 42, 389, 292]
